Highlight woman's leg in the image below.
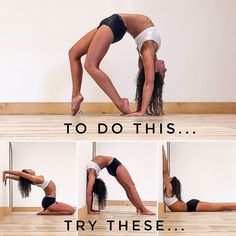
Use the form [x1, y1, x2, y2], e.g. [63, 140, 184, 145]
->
[197, 201, 236, 212]
[84, 25, 130, 114]
[115, 165, 155, 215]
[69, 28, 97, 115]
[38, 202, 75, 215]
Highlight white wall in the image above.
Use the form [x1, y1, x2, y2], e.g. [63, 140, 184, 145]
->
[12, 142, 77, 207]
[96, 141, 158, 201]
[170, 142, 236, 202]
[0, 142, 10, 208]
[77, 142, 93, 209]
[1, 0, 235, 102]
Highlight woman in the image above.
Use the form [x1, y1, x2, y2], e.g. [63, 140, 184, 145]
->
[3, 169, 75, 215]
[162, 146, 236, 212]
[86, 155, 155, 215]
[69, 13, 167, 116]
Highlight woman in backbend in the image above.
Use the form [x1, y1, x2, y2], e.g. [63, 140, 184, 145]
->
[162, 146, 236, 212]
[69, 13, 167, 116]
[86, 155, 155, 215]
[3, 169, 75, 215]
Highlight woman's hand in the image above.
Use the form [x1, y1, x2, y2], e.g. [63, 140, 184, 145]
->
[88, 209, 100, 214]
[2, 171, 7, 185]
[127, 111, 146, 117]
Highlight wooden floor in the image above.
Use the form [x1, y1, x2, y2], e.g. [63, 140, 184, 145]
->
[79, 205, 158, 236]
[160, 211, 236, 235]
[0, 114, 236, 140]
[0, 212, 76, 236]
[1, 210, 236, 236]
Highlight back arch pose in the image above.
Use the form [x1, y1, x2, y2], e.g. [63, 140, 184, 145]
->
[3, 169, 75, 215]
[86, 155, 155, 215]
[162, 146, 236, 212]
[69, 13, 167, 116]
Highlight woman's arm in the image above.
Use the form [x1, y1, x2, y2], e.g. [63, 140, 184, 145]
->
[163, 146, 169, 174]
[129, 49, 155, 116]
[4, 175, 20, 185]
[3, 171, 19, 185]
[138, 56, 143, 70]
[162, 146, 173, 196]
[3, 170, 38, 182]
[6, 175, 20, 181]
[86, 171, 96, 214]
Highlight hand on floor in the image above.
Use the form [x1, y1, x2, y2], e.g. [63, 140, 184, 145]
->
[127, 111, 146, 117]
[88, 209, 100, 214]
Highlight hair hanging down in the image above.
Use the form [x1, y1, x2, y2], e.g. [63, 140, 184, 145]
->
[18, 170, 32, 198]
[93, 178, 107, 210]
[170, 176, 182, 201]
[135, 69, 164, 115]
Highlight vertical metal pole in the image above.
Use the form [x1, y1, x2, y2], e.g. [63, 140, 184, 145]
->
[92, 142, 96, 158]
[9, 142, 13, 208]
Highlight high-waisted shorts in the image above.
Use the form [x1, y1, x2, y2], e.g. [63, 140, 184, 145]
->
[186, 199, 200, 212]
[41, 196, 56, 209]
[97, 14, 127, 43]
[106, 158, 122, 177]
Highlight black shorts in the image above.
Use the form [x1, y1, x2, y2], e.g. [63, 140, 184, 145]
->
[97, 14, 127, 43]
[106, 158, 122, 177]
[186, 199, 200, 212]
[41, 196, 56, 209]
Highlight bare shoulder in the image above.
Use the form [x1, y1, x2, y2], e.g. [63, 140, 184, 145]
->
[87, 169, 96, 180]
[119, 13, 149, 20]
[94, 155, 109, 161]
[142, 41, 158, 55]
[33, 175, 44, 184]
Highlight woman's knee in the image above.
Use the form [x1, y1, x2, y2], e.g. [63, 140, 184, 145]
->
[68, 46, 83, 61]
[84, 58, 97, 75]
[68, 207, 75, 215]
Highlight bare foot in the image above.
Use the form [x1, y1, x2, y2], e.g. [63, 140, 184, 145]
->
[71, 94, 84, 115]
[140, 209, 156, 215]
[38, 209, 51, 215]
[37, 210, 48, 215]
[88, 210, 100, 214]
[118, 98, 130, 115]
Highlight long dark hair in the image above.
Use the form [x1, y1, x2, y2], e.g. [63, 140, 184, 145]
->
[170, 176, 182, 201]
[18, 169, 32, 198]
[135, 69, 164, 115]
[93, 178, 107, 210]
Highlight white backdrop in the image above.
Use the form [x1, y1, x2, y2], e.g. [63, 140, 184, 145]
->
[0, 142, 10, 208]
[0, 0, 235, 102]
[170, 142, 236, 202]
[96, 141, 158, 201]
[11, 142, 77, 207]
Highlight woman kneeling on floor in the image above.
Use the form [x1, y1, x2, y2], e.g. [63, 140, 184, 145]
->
[3, 169, 75, 215]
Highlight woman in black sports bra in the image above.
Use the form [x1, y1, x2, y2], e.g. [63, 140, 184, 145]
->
[69, 13, 167, 116]
[163, 146, 236, 212]
[86, 155, 155, 215]
[3, 169, 75, 215]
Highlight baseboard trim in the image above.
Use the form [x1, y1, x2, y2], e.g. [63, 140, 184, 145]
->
[164, 102, 236, 114]
[12, 207, 42, 212]
[1, 102, 236, 115]
[0, 207, 11, 216]
[78, 205, 87, 220]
